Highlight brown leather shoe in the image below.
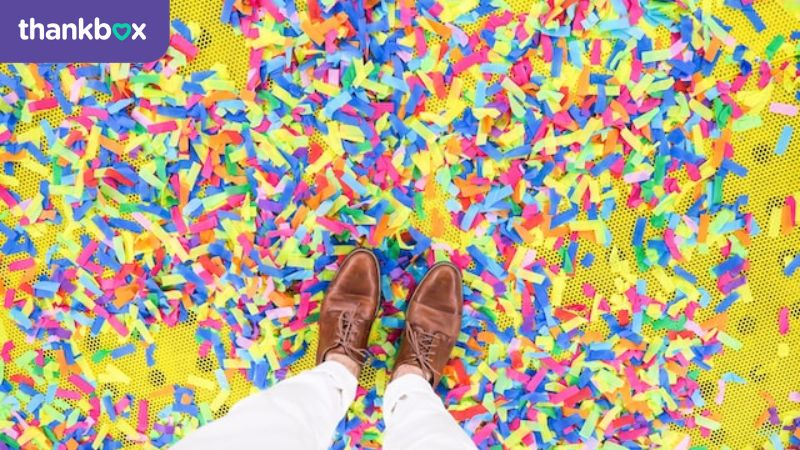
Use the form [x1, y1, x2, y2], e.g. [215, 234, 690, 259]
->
[395, 262, 464, 386]
[316, 249, 381, 366]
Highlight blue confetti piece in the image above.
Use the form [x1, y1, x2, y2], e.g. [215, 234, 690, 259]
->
[111, 344, 136, 360]
[775, 125, 793, 155]
[715, 292, 740, 313]
[784, 254, 800, 276]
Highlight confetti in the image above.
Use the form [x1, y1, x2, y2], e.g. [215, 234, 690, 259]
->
[785, 254, 800, 276]
[0, 0, 797, 448]
[775, 125, 794, 156]
[770, 102, 799, 116]
[779, 307, 790, 335]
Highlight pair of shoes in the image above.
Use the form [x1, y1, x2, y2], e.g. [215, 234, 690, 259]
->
[316, 249, 463, 386]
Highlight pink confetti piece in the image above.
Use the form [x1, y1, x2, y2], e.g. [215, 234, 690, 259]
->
[716, 379, 726, 405]
[779, 307, 790, 335]
[68, 374, 95, 394]
[82, 106, 110, 120]
[769, 102, 798, 116]
[27, 97, 58, 112]
[147, 121, 179, 134]
[473, 422, 496, 445]
[8, 258, 34, 271]
[170, 33, 199, 58]
[56, 388, 83, 401]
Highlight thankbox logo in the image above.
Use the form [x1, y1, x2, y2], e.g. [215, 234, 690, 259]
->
[18, 18, 147, 41]
[0, 0, 169, 63]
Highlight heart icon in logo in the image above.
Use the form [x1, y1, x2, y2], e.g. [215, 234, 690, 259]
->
[112, 23, 131, 41]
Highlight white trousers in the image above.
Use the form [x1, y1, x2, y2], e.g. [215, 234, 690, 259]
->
[172, 361, 477, 450]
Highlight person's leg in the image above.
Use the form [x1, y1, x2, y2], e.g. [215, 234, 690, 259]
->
[173, 249, 382, 450]
[384, 262, 477, 450]
[383, 370, 477, 450]
[171, 359, 357, 450]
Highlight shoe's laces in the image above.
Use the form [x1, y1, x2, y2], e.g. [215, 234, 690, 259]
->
[404, 326, 440, 381]
[330, 310, 369, 363]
